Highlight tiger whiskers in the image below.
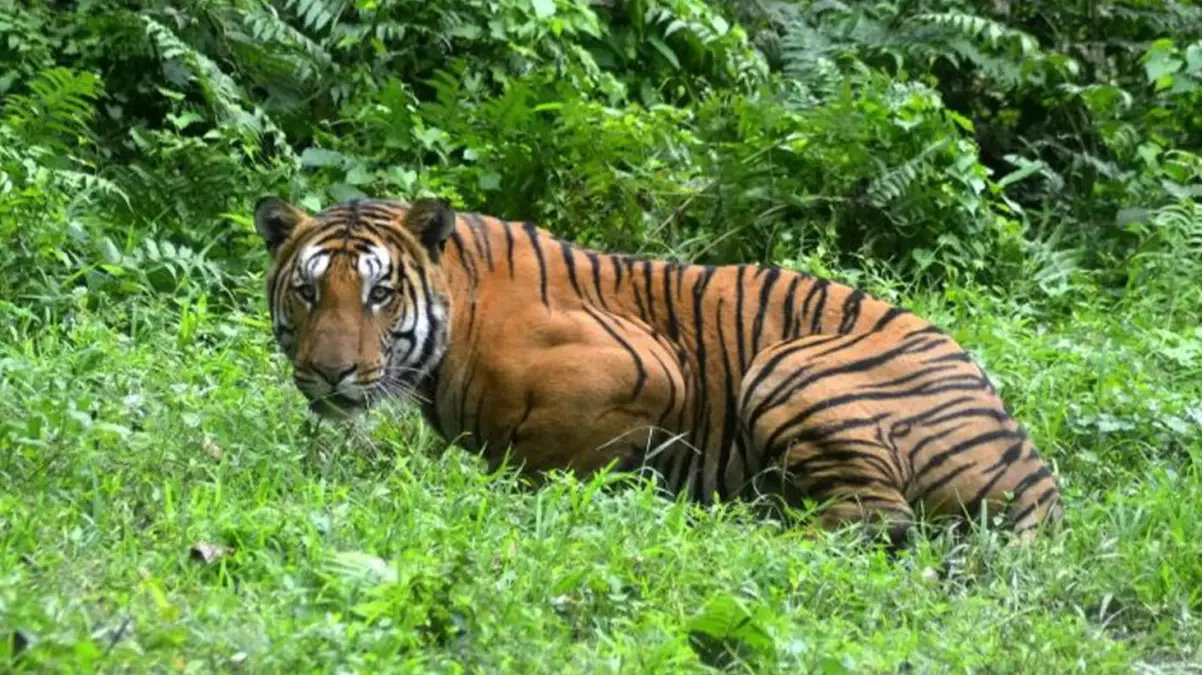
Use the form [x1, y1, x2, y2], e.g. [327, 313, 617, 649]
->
[369, 368, 431, 406]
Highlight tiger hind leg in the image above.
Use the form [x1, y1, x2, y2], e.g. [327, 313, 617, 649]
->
[738, 334, 918, 548]
[738, 329, 1063, 547]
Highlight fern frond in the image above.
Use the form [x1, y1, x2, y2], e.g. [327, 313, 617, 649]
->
[865, 139, 950, 208]
[1, 67, 101, 152]
[240, 2, 335, 82]
[141, 15, 244, 117]
[911, 12, 1040, 57]
[281, 0, 347, 35]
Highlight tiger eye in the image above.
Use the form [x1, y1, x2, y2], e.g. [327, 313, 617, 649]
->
[369, 285, 394, 304]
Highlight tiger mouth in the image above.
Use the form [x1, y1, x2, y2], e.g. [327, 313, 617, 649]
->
[308, 392, 367, 419]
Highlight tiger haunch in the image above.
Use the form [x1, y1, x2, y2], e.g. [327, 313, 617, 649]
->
[253, 196, 1064, 545]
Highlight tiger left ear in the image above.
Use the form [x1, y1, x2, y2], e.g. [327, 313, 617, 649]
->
[403, 198, 457, 263]
[254, 195, 308, 258]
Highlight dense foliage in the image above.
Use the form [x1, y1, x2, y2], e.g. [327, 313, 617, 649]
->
[1, 0, 1200, 670]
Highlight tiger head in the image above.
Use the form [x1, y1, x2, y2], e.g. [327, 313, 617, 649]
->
[252, 195, 457, 419]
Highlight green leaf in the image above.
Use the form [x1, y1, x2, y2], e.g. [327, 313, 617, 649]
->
[326, 551, 397, 587]
[345, 163, 372, 185]
[300, 194, 325, 212]
[92, 422, 133, 439]
[166, 111, 203, 130]
[1186, 44, 1202, 75]
[327, 183, 367, 203]
[414, 127, 447, 150]
[648, 37, 680, 70]
[478, 172, 501, 191]
[98, 237, 123, 265]
[997, 156, 1047, 188]
[532, 0, 556, 19]
[300, 147, 347, 169]
[1145, 41, 1183, 84]
[687, 594, 774, 653]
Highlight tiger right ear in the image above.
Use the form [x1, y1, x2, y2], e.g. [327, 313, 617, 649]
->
[402, 198, 457, 263]
[254, 196, 308, 257]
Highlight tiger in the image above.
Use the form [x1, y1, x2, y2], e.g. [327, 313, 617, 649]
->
[251, 194, 1064, 547]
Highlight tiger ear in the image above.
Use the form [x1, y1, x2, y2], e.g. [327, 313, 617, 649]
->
[403, 198, 456, 263]
[254, 196, 308, 257]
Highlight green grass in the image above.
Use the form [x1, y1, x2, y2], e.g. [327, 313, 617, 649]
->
[2, 277, 1201, 673]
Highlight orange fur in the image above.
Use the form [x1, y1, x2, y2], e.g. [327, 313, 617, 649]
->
[253, 196, 1064, 544]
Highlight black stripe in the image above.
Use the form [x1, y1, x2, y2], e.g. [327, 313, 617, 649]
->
[411, 271, 442, 370]
[560, 240, 583, 298]
[899, 396, 977, 427]
[734, 265, 748, 370]
[912, 429, 1025, 482]
[787, 413, 892, 447]
[920, 405, 1009, 429]
[904, 423, 969, 463]
[924, 352, 973, 365]
[586, 251, 610, 309]
[921, 462, 979, 501]
[1007, 463, 1052, 502]
[764, 380, 992, 458]
[647, 348, 678, 428]
[739, 335, 854, 422]
[418, 370, 444, 437]
[1009, 484, 1058, 529]
[801, 278, 831, 334]
[642, 260, 657, 326]
[798, 473, 898, 501]
[787, 448, 897, 486]
[746, 331, 932, 429]
[874, 422, 909, 485]
[780, 275, 802, 341]
[390, 275, 421, 341]
[310, 230, 349, 249]
[689, 266, 716, 461]
[857, 363, 962, 391]
[466, 213, 495, 273]
[839, 289, 865, 334]
[503, 221, 516, 279]
[714, 298, 739, 500]
[958, 440, 1027, 513]
[632, 284, 647, 321]
[781, 333, 948, 394]
[872, 306, 906, 331]
[449, 232, 478, 288]
[581, 305, 648, 399]
[523, 222, 550, 307]
[663, 263, 679, 340]
[751, 266, 781, 355]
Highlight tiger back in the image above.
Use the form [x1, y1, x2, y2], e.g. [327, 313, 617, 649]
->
[253, 195, 1064, 546]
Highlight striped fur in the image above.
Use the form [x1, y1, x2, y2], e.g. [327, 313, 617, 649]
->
[252, 196, 1064, 544]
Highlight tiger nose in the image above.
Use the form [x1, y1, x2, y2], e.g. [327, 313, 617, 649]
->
[310, 363, 357, 385]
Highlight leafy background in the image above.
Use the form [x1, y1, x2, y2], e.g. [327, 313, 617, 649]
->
[1, 0, 1201, 671]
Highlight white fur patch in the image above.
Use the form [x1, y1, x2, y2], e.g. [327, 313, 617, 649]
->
[359, 244, 392, 307]
[298, 245, 331, 282]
